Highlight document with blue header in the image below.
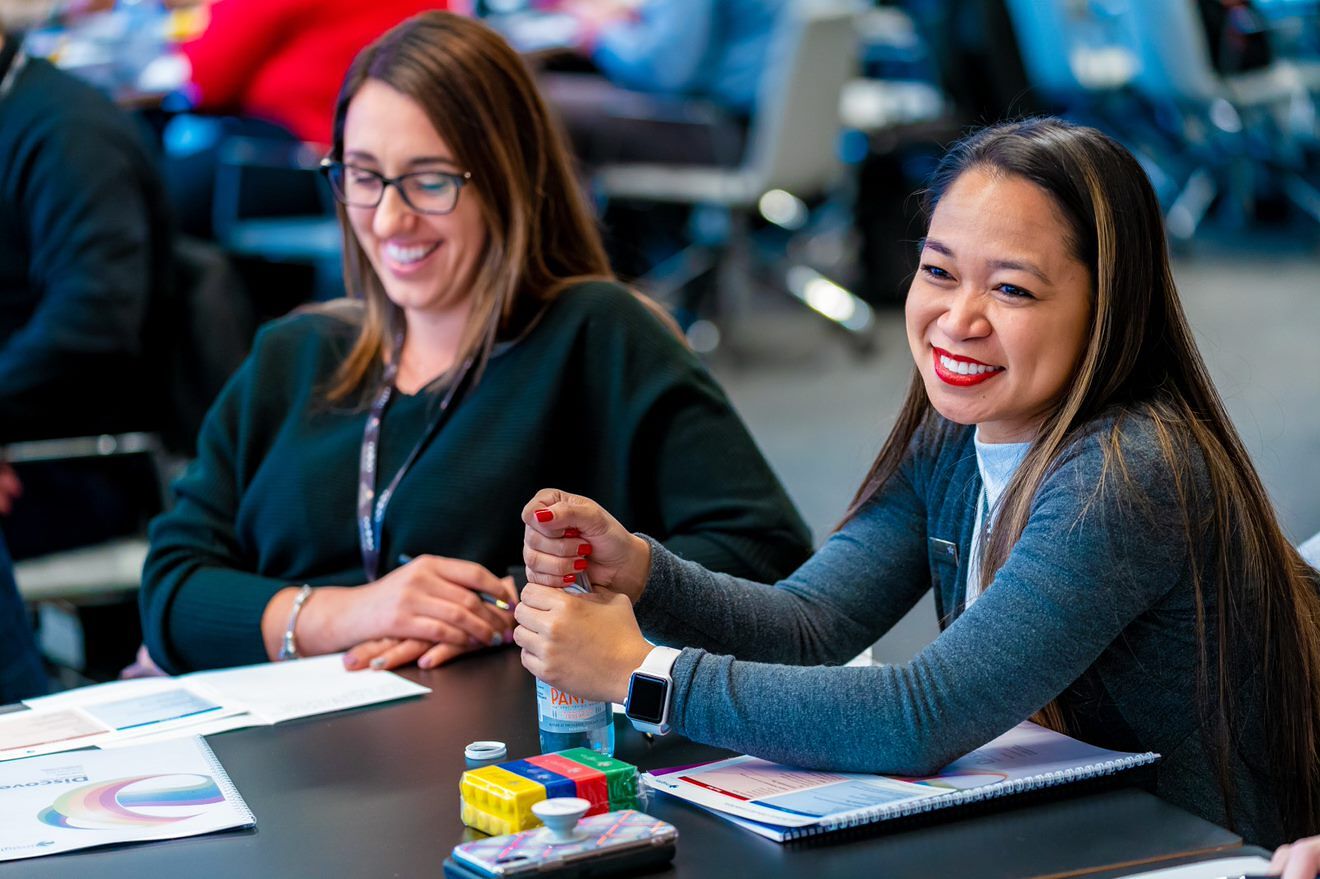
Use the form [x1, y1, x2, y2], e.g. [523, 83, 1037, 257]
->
[643, 722, 1160, 841]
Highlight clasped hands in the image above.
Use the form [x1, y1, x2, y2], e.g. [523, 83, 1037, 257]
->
[287, 555, 517, 671]
[513, 489, 654, 704]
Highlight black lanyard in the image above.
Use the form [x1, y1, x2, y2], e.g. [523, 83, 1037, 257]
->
[357, 351, 473, 581]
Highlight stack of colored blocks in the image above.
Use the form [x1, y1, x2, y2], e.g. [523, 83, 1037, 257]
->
[460, 748, 640, 836]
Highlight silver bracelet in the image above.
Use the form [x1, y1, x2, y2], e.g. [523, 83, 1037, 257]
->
[278, 585, 314, 661]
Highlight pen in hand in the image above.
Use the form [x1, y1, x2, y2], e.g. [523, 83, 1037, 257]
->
[396, 554, 513, 611]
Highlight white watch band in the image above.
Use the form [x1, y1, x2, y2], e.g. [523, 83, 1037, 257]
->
[626, 646, 681, 736]
[638, 645, 681, 679]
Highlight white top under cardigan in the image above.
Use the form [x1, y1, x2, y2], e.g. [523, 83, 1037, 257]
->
[965, 430, 1030, 607]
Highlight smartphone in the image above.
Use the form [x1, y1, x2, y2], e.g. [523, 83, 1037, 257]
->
[443, 810, 677, 879]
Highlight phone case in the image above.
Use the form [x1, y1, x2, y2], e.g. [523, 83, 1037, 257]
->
[444, 810, 677, 879]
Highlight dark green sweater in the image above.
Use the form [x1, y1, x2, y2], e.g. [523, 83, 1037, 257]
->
[141, 282, 811, 673]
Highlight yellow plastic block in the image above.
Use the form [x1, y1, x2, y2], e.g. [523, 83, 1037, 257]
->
[459, 765, 547, 835]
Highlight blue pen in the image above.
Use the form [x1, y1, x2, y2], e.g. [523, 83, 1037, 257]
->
[396, 554, 513, 611]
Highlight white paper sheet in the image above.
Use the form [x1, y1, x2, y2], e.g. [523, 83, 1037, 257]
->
[0, 709, 105, 756]
[12, 655, 430, 759]
[1116, 856, 1272, 879]
[99, 714, 257, 749]
[186, 654, 430, 724]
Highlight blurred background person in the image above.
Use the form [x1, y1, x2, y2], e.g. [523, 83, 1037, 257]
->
[0, 0, 174, 560]
[534, 0, 789, 285]
[164, 0, 455, 239]
[177, 0, 457, 146]
[541, 0, 788, 169]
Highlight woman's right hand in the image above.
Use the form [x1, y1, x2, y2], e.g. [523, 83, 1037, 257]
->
[521, 488, 652, 603]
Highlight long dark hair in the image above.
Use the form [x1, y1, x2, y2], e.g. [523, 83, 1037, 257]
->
[843, 118, 1320, 837]
[321, 12, 612, 402]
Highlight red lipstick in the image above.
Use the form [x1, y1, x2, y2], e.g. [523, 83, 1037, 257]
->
[931, 347, 1004, 387]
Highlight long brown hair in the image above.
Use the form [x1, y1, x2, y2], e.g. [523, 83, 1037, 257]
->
[844, 118, 1320, 838]
[321, 12, 612, 402]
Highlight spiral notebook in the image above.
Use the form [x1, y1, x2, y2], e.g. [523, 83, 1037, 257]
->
[643, 722, 1160, 842]
[0, 736, 254, 861]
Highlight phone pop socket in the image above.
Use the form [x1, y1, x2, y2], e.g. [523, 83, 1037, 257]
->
[530, 797, 591, 844]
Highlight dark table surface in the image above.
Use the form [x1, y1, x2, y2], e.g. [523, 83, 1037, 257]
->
[6, 648, 1243, 878]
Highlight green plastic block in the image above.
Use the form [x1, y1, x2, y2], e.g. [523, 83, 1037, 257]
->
[557, 748, 639, 809]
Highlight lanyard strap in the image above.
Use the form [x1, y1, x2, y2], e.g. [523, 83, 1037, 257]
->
[357, 353, 473, 582]
[0, 38, 27, 103]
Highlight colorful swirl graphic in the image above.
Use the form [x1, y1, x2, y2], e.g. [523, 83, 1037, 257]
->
[38, 774, 223, 830]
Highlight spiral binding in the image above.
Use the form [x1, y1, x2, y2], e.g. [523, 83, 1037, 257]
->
[195, 738, 257, 827]
[785, 751, 1160, 840]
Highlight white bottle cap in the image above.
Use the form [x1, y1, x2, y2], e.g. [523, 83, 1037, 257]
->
[464, 741, 507, 763]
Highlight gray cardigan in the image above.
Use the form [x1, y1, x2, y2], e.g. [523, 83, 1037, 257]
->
[635, 413, 1283, 846]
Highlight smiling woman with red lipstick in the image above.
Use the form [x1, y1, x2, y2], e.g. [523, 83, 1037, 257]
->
[138, 13, 810, 680]
[515, 119, 1320, 847]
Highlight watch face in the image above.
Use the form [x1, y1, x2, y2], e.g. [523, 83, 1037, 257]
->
[626, 673, 667, 724]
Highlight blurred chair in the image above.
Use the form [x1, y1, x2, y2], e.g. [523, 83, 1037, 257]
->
[8, 434, 166, 599]
[1001, 0, 1189, 205]
[593, 0, 874, 353]
[1006, 0, 1319, 241]
[6, 431, 167, 683]
[1003, 0, 1140, 102]
[212, 135, 344, 302]
[158, 237, 257, 453]
[5, 238, 253, 683]
[1111, 0, 1320, 238]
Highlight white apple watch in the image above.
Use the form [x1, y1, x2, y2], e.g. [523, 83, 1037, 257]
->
[624, 646, 681, 736]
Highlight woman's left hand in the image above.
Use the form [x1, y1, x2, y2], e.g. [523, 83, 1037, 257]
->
[343, 637, 476, 671]
[514, 583, 652, 704]
[1271, 835, 1320, 879]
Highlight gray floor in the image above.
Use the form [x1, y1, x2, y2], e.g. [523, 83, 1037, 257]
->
[707, 245, 1320, 663]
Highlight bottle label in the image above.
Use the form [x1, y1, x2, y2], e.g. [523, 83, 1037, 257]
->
[536, 680, 608, 733]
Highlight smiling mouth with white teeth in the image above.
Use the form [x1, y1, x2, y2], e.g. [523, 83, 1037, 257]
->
[384, 241, 440, 266]
[939, 353, 1002, 375]
[932, 347, 1005, 386]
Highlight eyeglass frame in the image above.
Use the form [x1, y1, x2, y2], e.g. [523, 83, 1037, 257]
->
[319, 158, 473, 216]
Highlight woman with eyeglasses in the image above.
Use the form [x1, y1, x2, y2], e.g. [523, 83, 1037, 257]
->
[515, 119, 1320, 846]
[139, 12, 810, 676]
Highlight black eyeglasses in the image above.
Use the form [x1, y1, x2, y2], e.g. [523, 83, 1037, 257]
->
[319, 159, 473, 215]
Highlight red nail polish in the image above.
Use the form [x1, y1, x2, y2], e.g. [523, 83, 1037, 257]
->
[578, 543, 592, 556]
[535, 509, 554, 523]
[573, 558, 589, 571]
[562, 574, 577, 584]
[563, 528, 580, 539]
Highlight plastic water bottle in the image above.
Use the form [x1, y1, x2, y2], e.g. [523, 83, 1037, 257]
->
[536, 680, 615, 755]
[536, 574, 615, 755]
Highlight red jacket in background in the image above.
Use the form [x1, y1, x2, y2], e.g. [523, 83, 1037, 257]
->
[181, 0, 454, 145]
